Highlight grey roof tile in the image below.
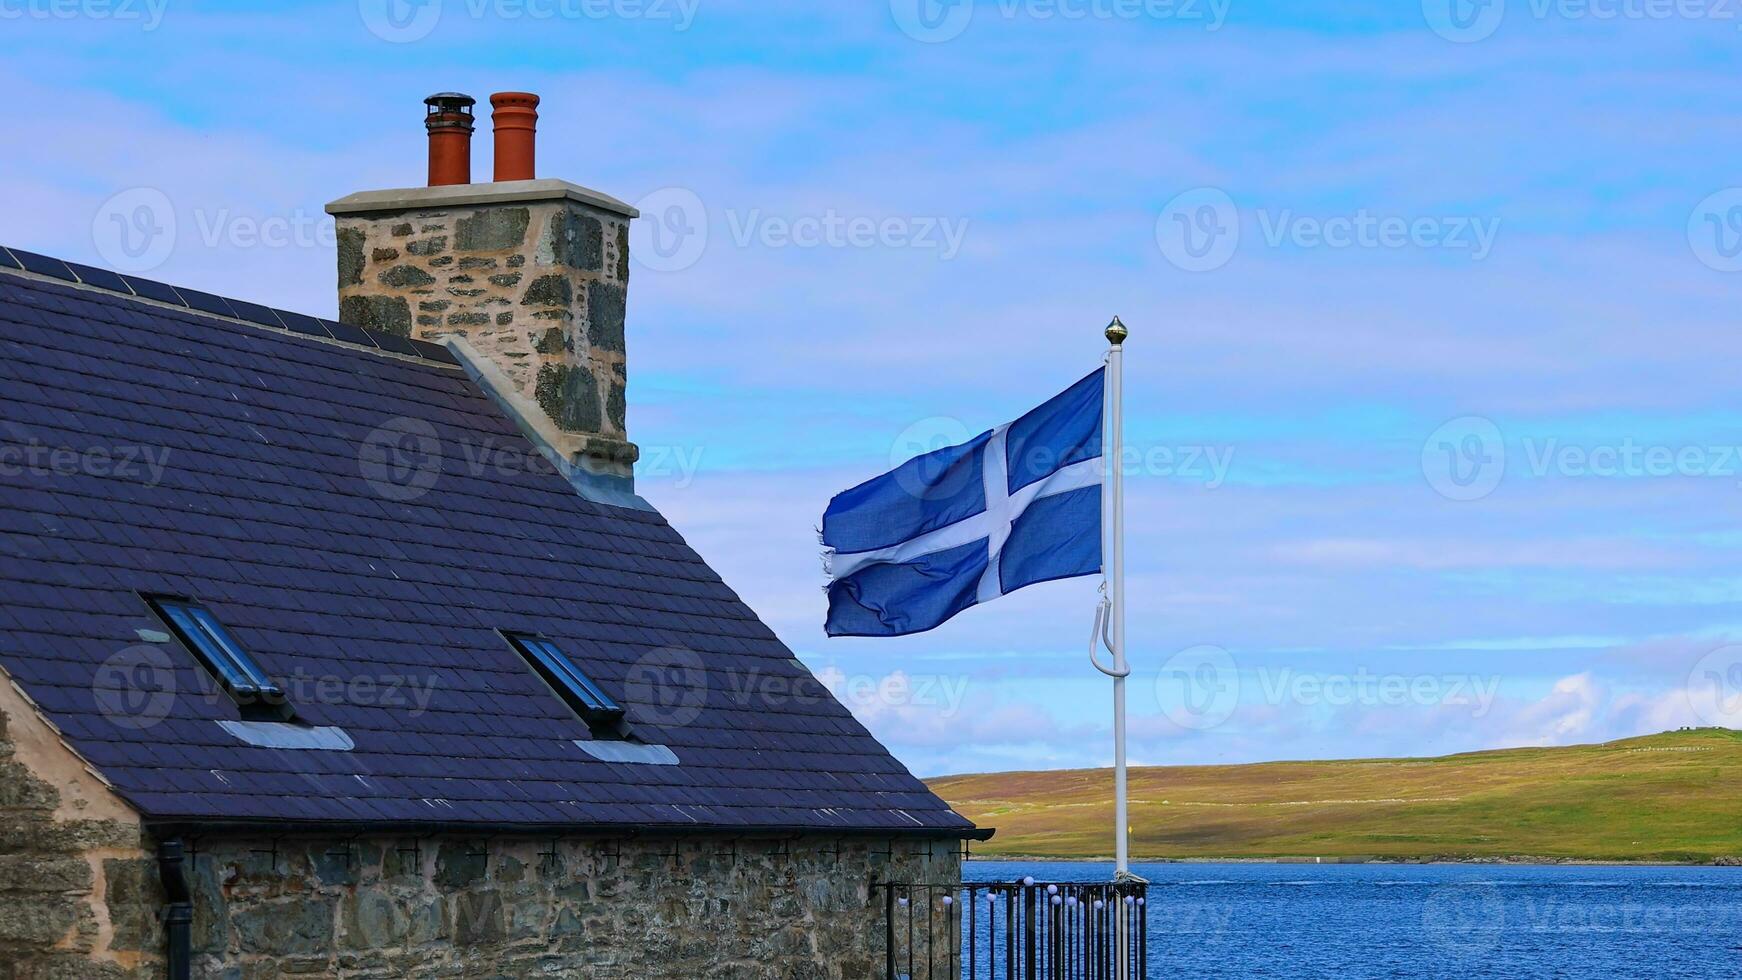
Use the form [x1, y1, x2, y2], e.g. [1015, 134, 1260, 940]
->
[0, 258, 971, 837]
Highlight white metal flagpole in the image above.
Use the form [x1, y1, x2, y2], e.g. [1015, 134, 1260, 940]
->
[1090, 317, 1138, 974]
[1105, 316, 1129, 879]
[1104, 316, 1133, 980]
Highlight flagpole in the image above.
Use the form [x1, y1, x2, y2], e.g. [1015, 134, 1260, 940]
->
[1105, 316, 1129, 880]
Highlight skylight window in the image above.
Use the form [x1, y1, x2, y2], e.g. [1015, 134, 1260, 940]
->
[505, 633, 624, 731]
[146, 596, 292, 720]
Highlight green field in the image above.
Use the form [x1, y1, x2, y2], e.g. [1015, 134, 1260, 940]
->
[926, 728, 1742, 863]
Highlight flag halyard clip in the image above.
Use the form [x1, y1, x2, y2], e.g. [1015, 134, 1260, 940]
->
[1089, 592, 1127, 678]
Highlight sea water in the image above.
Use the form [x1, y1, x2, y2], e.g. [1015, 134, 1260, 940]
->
[965, 861, 1742, 979]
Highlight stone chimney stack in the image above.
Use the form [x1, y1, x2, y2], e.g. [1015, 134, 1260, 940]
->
[327, 91, 639, 483]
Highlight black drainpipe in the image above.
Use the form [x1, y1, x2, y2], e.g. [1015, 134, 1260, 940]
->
[156, 838, 192, 980]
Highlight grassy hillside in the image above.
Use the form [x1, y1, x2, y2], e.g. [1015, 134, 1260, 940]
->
[927, 728, 1742, 863]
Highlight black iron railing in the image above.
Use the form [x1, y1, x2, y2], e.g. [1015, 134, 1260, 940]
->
[877, 879, 1148, 979]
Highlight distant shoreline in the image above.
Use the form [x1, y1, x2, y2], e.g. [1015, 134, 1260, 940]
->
[969, 855, 1742, 867]
[930, 729, 1742, 866]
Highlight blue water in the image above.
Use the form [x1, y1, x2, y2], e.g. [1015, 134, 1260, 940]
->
[966, 862, 1742, 979]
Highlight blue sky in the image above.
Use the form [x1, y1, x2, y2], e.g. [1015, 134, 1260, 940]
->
[7, 0, 1742, 776]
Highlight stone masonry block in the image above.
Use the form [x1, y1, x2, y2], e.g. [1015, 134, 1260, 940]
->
[550, 209, 604, 273]
[337, 229, 366, 288]
[586, 282, 627, 353]
[339, 295, 412, 337]
[456, 208, 531, 252]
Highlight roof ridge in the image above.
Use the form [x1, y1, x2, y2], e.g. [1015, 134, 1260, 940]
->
[0, 244, 457, 367]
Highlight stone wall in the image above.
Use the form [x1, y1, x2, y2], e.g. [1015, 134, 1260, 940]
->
[333, 194, 636, 473]
[0, 692, 161, 980]
[181, 834, 958, 979]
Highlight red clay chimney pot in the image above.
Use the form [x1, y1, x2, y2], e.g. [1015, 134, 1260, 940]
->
[424, 92, 477, 187]
[490, 92, 540, 182]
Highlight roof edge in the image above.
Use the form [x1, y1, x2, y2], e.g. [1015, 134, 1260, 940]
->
[143, 818, 994, 841]
[0, 663, 141, 827]
[0, 245, 460, 368]
[444, 336, 651, 510]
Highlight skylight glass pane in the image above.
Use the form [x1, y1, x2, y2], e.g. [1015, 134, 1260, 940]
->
[153, 598, 278, 697]
[529, 639, 618, 713]
[159, 602, 256, 691]
[187, 607, 276, 691]
[519, 638, 578, 687]
[509, 634, 622, 722]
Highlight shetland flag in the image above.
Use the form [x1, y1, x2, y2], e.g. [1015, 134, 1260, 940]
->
[822, 369, 1104, 637]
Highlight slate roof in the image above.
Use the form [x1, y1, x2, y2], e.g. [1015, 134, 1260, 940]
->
[0, 246, 978, 837]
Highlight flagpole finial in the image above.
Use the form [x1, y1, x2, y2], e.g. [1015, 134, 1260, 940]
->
[1105, 316, 1128, 346]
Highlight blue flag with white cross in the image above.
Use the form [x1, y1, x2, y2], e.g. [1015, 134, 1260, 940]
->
[822, 369, 1105, 637]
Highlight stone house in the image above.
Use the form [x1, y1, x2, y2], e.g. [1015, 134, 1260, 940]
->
[0, 93, 983, 978]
